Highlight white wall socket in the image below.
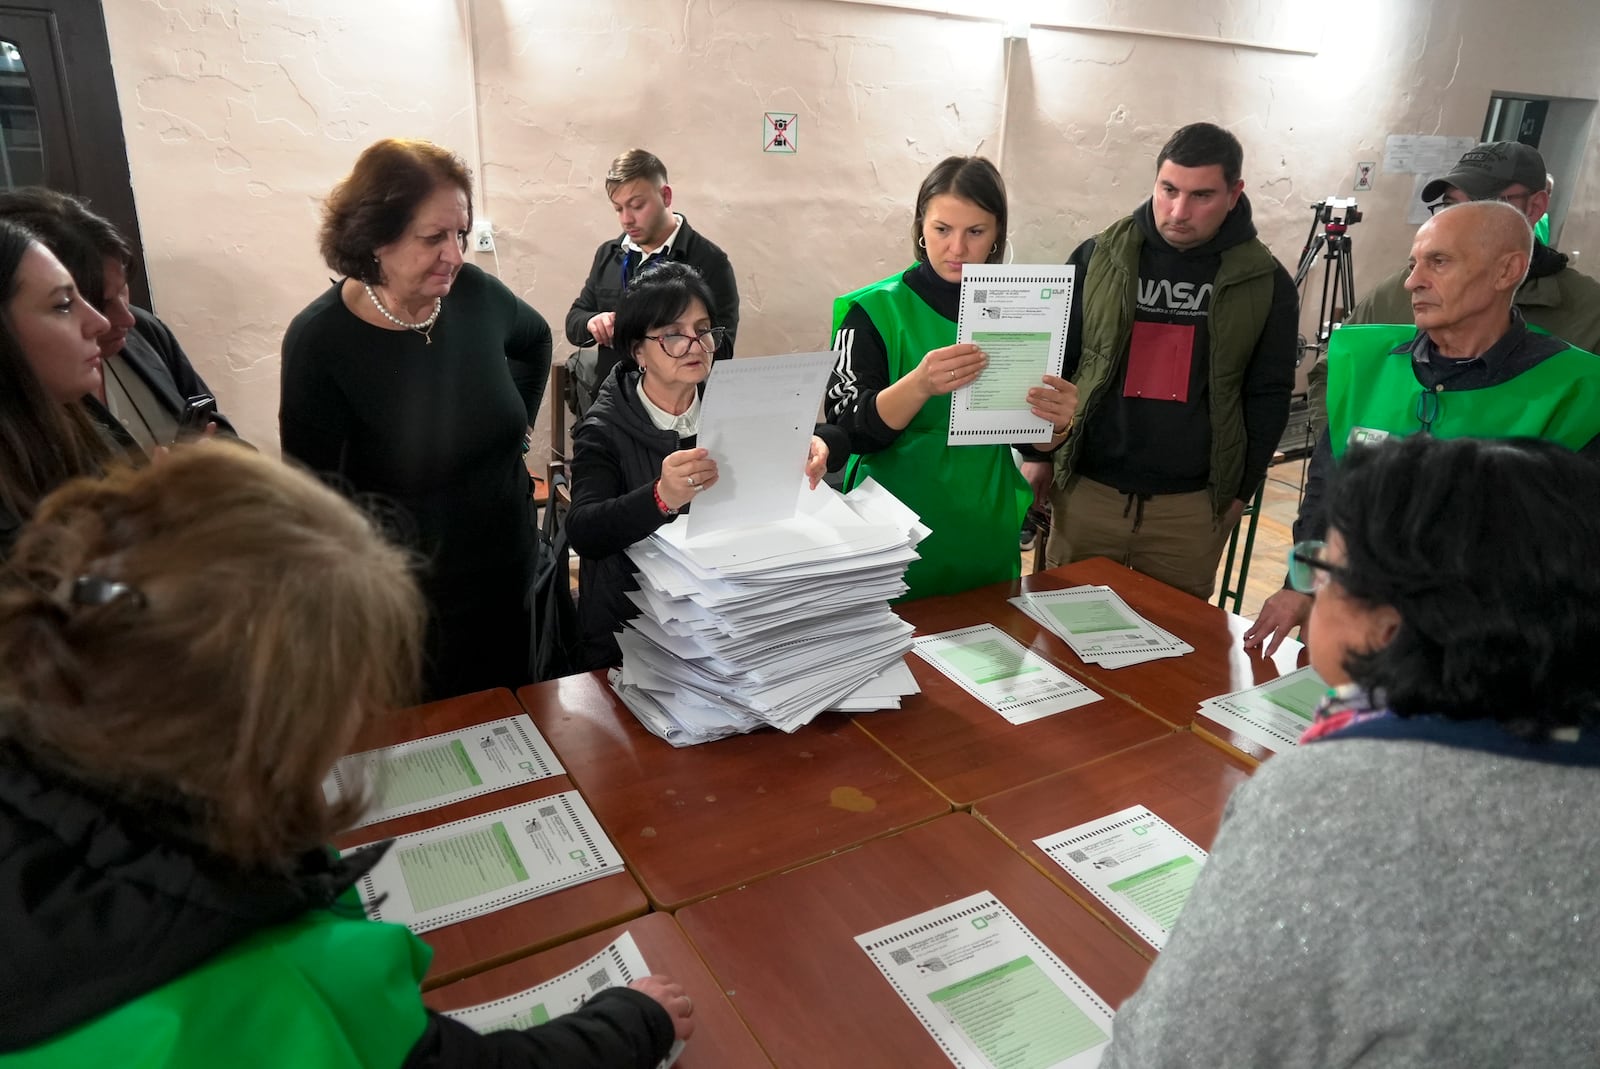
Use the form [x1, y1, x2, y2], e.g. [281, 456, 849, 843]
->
[472, 220, 495, 253]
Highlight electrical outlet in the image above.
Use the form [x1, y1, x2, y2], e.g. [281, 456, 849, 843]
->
[472, 221, 495, 253]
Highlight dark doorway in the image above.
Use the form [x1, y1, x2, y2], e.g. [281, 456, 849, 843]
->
[0, 2, 148, 306]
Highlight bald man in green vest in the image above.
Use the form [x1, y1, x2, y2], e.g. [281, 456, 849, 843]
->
[1245, 200, 1600, 654]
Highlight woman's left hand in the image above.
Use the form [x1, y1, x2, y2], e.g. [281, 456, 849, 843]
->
[804, 435, 829, 489]
[1027, 375, 1079, 445]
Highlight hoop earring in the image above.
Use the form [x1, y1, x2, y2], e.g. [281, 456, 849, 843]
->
[990, 244, 998, 255]
[917, 235, 926, 249]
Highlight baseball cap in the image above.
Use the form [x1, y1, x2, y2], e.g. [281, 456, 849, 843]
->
[1421, 141, 1547, 203]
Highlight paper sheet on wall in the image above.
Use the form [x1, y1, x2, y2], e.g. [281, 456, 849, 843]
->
[912, 623, 1101, 725]
[856, 890, 1114, 1069]
[948, 265, 1072, 446]
[325, 714, 564, 828]
[687, 351, 835, 538]
[346, 792, 625, 933]
[1195, 664, 1329, 755]
[1035, 805, 1208, 951]
[444, 931, 685, 1068]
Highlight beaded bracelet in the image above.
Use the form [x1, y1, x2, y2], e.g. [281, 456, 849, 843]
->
[653, 479, 679, 516]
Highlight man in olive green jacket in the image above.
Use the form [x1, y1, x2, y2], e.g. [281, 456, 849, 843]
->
[1044, 122, 1297, 599]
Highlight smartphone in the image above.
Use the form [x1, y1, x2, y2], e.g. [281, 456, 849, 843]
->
[179, 393, 218, 433]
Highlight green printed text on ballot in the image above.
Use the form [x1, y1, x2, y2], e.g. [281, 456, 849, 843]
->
[1264, 675, 1328, 721]
[930, 956, 1108, 1068]
[1109, 855, 1201, 930]
[373, 739, 483, 810]
[480, 1005, 551, 1034]
[942, 638, 1043, 686]
[398, 821, 530, 914]
[969, 332, 1051, 411]
[1046, 599, 1137, 636]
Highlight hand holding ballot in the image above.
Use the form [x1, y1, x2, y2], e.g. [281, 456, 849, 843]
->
[659, 447, 719, 511]
[913, 341, 989, 398]
[1025, 373, 1078, 447]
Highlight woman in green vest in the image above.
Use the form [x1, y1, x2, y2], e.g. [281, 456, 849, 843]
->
[826, 156, 1076, 600]
[0, 446, 692, 1067]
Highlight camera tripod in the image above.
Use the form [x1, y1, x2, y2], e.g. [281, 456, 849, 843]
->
[1293, 198, 1361, 365]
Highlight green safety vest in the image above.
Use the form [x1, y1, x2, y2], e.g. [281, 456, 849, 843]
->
[1326, 323, 1600, 461]
[832, 273, 1031, 600]
[5, 906, 431, 1068]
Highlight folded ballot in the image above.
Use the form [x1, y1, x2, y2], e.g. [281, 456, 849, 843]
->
[612, 477, 926, 746]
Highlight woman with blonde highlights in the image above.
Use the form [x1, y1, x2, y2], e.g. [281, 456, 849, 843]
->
[0, 446, 692, 1065]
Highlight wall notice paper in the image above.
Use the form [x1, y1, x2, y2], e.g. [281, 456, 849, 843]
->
[1011, 586, 1193, 668]
[688, 351, 835, 538]
[347, 792, 625, 933]
[948, 265, 1073, 446]
[912, 623, 1101, 725]
[1035, 805, 1207, 952]
[1196, 664, 1329, 755]
[445, 931, 685, 1068]
[857, 890, 1114, 1069]
[325, 714, 564, 828]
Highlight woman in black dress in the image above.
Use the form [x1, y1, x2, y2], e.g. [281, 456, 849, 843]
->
[281, 138, 552, 700]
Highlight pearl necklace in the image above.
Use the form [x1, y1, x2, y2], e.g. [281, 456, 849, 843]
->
[364, 283, 442, 344]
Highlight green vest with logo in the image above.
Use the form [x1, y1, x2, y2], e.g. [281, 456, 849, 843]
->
[1053, 215, 1278, 514]
[6, 906, 431, 1068]
[1326, 324, 1600, 461]
[833, 273, 1031, 600]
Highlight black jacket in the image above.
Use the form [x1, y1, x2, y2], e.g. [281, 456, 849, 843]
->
[0, 744, 674, 1065]
[568, 364, 692, 670]
[564, 214, 740, 378]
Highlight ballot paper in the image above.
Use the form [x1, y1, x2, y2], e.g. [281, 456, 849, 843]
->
[1011, 586, 1193, 668]
[445, 931, 685, 1068]
[1035, 805, 1208, 951]
[857, 891, 1114, 1069]
[325, 715, 564, 828]
[912, 624, 1101, 725]
[347, 792, 624, 933]
[688, 351, 835, 538]
[1195, 665, 1329, 754]
[948, 265, 1073, 446]
[616, 477, 926, 744]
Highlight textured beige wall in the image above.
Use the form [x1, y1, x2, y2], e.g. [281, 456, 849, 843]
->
[103, 0, 1600, 454]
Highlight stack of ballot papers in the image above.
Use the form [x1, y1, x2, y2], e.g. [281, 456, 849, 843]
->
[611, 477, 927, 745]
[1010, 584, 1193, 668]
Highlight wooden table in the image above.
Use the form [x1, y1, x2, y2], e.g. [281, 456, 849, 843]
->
[516, 672, 951, 910]
[677, 812, 1150, 1068]
[865, 592, 1173, 805]
[334, 688, 648, 987]
[974, 732, 1255, 956]
[425, 912, 772, 1068]
[902, 558, 1305, 733]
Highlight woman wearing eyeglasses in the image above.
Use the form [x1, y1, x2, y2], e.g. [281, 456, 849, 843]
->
[567, 261, 846, 670]
[1100, 434, 1600, 1067]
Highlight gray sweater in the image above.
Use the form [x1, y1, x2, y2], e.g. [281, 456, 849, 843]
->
[1100, 731, 1600, 1067]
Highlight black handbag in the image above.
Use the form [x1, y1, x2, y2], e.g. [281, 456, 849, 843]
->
[526, 472, 579, 682]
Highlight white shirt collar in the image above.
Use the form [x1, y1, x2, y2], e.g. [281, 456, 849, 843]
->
[638, 381, 700, 437]
[622, 213, 685, 260]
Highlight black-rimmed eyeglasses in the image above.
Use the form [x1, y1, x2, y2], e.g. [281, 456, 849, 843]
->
[1287, 540, 1348, 594]
[645, 328, 727, 359]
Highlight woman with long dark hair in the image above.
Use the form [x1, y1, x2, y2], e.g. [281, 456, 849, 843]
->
[0, 218, 116, 556]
